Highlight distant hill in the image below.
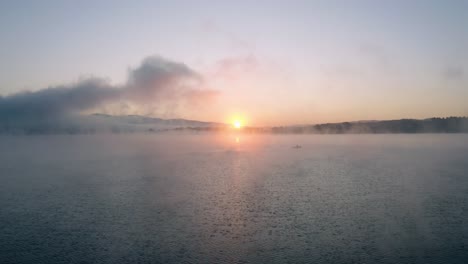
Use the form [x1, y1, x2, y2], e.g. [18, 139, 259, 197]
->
[0, 113, 225, 135]
[1, 114, 467, 134]
[150, 117, 468, 134]
[90, 113, 224, 127]
[263, 117, 468, 134]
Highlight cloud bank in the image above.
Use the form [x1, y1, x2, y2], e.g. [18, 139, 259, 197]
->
[0, 56, 217, 124]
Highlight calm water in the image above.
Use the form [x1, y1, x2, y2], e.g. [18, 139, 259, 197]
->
[1, 134, 468, 264]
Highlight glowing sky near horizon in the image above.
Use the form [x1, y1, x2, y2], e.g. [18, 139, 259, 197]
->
[1, 0, 467, 125]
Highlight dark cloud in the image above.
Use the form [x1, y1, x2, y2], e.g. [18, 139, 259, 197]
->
[0, 78, 117, 121]
[0, 55, 217, 124]
[125, 56, 201, 101]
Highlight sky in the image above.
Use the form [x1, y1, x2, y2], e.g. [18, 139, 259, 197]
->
[0, 0, 467, 126]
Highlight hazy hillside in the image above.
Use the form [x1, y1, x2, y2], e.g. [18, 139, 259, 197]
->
[0, 114, 225, 134]
[90, 113, 223, 127]
[266, 117, 468, 134]
[1, 115, 467, 134]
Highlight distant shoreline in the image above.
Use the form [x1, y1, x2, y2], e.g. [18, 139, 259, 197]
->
[0, 116, 467, 135]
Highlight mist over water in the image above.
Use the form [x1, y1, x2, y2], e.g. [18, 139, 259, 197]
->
[1, 134, 468, 264]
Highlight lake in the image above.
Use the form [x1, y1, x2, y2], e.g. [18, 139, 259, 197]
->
[1, 134, 468, 263]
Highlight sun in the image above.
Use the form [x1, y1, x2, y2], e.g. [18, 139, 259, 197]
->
[229, 114, 246, 129]
[233, 120, 242, 129]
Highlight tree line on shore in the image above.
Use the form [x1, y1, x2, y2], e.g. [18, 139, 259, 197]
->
[1, 116, 467, 135]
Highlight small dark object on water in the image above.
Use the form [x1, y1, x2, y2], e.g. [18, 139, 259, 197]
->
[293, 145, 302, 149]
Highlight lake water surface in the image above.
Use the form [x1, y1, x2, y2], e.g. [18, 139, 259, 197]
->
[1, 134, 468, 263]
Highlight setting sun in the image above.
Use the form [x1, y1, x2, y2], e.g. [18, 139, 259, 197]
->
[233, 120, 242, 129]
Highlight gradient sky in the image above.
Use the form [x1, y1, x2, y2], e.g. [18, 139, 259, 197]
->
[1, 0, 467, 125]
